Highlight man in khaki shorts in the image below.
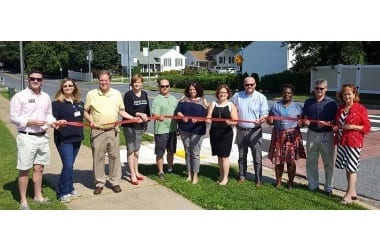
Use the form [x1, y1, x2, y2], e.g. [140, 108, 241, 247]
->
[10, 69, 60, 209]
[84, 70, 136, 195]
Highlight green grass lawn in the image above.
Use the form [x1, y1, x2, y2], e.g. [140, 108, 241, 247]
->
[0, 117, 365, 209]
[137, 163, 364, 210]
[0, 119, 67, 210]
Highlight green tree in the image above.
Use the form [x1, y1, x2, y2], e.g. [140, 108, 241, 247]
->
[288, 41, 368, 72]
[24, 41, 70, 76]
[0, 41, 21, 71]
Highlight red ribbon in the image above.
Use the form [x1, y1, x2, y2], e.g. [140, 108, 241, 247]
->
[63, 115, 333, 127]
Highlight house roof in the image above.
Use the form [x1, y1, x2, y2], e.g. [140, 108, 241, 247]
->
[136, 48, 184, 65]
[186, 48, 226, 62]
[187, 51, 209, 62]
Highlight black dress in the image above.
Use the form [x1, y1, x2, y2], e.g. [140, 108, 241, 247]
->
[209, 102, 233, 157]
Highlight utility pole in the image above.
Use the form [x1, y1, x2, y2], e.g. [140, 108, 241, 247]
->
[19, 41, 25, 89]
[87, 49, 93, 86]
[128, 41, 131, 89]
[148, 41, 150, 85]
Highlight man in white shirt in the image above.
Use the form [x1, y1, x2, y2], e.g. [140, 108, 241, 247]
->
[10, 69, 59, 209]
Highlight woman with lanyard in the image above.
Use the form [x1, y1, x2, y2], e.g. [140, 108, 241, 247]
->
[52, 78, 84, 203]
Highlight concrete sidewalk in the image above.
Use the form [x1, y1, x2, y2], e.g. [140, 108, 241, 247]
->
[1, 94, 379, 209]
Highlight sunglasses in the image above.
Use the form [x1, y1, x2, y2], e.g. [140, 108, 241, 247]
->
[245, 84, 254, 87]
[160, 85, 170, 88]
[314, 87, 325, 90]
[63, 85, 74, 88]
[29, 77, 43, 82]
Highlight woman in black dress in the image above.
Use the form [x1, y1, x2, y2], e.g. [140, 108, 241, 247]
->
[206, 84, 238, 185]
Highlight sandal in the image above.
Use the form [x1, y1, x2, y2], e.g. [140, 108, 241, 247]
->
[340, 199, 353, 205]
[33, 197, 50, 204]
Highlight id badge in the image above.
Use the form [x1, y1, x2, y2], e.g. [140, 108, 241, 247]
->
[74, 111, 81, 117]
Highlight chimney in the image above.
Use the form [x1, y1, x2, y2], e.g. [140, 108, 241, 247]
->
[174, 46, 180, 52]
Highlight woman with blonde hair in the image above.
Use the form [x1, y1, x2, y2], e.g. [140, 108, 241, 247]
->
[122, 74, 151, 185]
[334, 84, 371, 204]
[52, 78, 84, 203]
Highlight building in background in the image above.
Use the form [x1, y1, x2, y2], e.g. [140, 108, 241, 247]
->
[136, 46, 185, 73]
[240, 41, 295, 78]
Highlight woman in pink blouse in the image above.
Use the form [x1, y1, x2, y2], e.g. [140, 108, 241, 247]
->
[333, 84, 371, 204]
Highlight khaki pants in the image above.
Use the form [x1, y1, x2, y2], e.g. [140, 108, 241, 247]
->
[91, 128, 121, 187]
[305, 130, 335, 192]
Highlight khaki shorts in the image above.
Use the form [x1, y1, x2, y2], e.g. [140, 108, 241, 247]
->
[16, 133, 50, 170]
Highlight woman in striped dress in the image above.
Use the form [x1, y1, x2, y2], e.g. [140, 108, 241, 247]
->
[334, 84, 371, 205]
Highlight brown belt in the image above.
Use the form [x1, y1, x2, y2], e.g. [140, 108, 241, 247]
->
[93, 127, 115, 131]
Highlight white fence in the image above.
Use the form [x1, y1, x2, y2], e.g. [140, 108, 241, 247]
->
[310, 64, 380, 94]
[68, 70, 93, 82]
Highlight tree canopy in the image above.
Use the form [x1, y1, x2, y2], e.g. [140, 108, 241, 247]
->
[288, 41, 380, 72]
[1, 41, 380, 76]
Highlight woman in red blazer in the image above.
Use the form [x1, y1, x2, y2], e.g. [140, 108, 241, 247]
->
[333, 84, 371, 205]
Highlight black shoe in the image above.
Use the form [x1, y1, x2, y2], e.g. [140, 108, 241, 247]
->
[112, 185, 122, 193]
[94, 186, 103, 195]
[324, 190, 333, 196]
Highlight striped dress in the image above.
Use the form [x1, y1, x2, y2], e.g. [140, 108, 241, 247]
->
[335, 110, 362, 172]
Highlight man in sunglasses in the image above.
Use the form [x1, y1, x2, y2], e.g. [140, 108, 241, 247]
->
[151, 79, 178, 179]
[231, 76, 269, 187]
[10, 69, 59, 209]
[302, 79, 338, 194]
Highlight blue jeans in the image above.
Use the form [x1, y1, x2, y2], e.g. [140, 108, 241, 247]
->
[56, 142, 81, 198]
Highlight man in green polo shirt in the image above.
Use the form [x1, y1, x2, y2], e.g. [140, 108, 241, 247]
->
[151, 79, 178, 179]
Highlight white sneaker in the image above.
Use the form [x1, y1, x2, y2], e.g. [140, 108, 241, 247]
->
[69, 190, 82, 198]
[167, 167, 173, 173]
[59, 195, 71, 203]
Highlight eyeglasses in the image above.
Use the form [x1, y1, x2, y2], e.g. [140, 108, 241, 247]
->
[314, 87, 325, 91]
[29, 77, 43, 82]
[63, 85, 74, 88]
[245, 84, 255, 87]
[160, 85, 170, 88]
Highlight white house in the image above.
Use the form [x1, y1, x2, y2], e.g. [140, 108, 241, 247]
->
[240, 41, 295, 78]
[137, 46, 186, 73]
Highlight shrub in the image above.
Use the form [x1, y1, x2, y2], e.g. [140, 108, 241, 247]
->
[261, 71, 310, 94]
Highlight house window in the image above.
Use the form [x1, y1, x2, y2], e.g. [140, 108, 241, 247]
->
[175, 58, 183, 67]
[164, 58, 171, 67]
[219, 56, 225, 64]
[229, 56, 234, 64]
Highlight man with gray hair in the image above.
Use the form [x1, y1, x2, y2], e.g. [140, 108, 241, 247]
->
[302, 79, 338, 194]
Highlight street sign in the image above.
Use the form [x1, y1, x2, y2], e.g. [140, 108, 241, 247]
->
[87, 50, 93, 61]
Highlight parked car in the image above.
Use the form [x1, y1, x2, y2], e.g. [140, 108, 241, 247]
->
[226, 67, 236, 74]
[208, 66, 235, 74]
